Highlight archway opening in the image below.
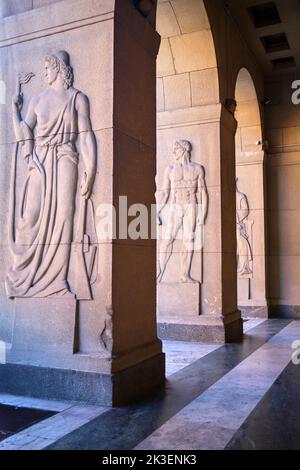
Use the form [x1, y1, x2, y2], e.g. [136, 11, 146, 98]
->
[155, 0, 242, 347]
[156, 0, 219, 320]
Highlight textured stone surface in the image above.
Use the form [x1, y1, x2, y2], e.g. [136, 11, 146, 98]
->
[44, 320, 289, 450]
[137, 321, 300, 450]
[235, 69, 267, 311]
[226, 361, 300, 450]
[155, 0, 254, 341]
[0, 352, 165, 406]
[265, 73, 300, 310]
[9, 299, 77, 366]
[0, 320, 297, 451]
[240, 306, 269, 318]
[269, 305, 300, 320]
[158, 315, 243, 344]
[0, 0, 164, 406]
[157, 283, 200, 318]
[0, 0, 298, 414]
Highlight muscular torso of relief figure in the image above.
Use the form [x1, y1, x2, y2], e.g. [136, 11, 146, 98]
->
[169, 163, 202, 205]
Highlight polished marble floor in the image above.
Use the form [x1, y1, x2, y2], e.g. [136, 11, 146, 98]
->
[0, 318, 299, 450]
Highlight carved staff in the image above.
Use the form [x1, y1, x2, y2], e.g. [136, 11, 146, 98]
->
[73, 194, 93, 300]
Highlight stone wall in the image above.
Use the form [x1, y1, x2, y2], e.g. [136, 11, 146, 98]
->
[155, 0, 266, 334]
[265, 73, 300, 318]
[235, 68, 267, 314]
[0, 0, 164, 405]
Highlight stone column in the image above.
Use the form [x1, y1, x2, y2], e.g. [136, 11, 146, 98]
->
[0, 0, 164, 406]
[157, 103, 243, 343]
[236, 149, 268, 317]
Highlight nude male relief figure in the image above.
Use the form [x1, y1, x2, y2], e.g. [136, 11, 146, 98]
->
[156, 140, 208, 284]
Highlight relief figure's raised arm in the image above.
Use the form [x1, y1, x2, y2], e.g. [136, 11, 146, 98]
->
[12, 93, 36, 161]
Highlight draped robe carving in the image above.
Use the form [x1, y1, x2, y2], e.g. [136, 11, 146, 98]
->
[6, 52, 97, 300]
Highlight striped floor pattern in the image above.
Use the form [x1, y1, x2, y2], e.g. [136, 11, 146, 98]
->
[0, 318, 299, 450]
[136, 321, 300, 450]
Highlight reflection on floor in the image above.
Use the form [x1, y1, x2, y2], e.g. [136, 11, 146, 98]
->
[0, 318, 299, 450]
[164, 318, 265, 376]
[163, 341, 220, 377]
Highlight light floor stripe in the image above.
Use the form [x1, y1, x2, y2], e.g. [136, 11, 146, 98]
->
[0, 393, 73, 412]
[0, 404, 108, 450]
[164, 318, 266, 377]
[136, 321, 300, 450]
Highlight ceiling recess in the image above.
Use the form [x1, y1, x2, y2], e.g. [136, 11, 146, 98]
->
[260, 32, 290, 54]
[272, 56, 296, 70]
[247, 2, 281, 28]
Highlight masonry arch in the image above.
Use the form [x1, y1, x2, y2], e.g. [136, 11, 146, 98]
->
[156, 0, 220, 113]
[155, 1, 242, 341]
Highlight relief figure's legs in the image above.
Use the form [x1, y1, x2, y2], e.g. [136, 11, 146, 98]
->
[28, 155, 78, 297]
[17, 166, 43, 245]
[157, 207, 183, 283]
[55, 156, 78, 283]
[181, 204, 197, 283]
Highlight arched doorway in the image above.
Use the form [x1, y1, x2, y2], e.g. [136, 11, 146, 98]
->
[235, 68, 268, 317]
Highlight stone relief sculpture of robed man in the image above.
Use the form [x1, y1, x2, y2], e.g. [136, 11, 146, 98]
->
[6, 51, 97, 300]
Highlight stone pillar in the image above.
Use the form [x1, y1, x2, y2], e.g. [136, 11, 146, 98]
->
[234, 68, 268, 317]
[157, 104, 243, 343]
[0, 0, 164, 406]
[236, 149, 268, 317]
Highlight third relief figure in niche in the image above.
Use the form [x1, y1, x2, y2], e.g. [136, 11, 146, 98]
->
[236, 179, 253, 277]
[6, 51, 97, 300]
[156, 140, 208, 284]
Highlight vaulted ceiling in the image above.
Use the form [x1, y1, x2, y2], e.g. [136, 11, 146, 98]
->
[225, 0, 300, 76]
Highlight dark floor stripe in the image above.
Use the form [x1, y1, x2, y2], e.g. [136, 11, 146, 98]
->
[0, 404, 55, 443]
[46, 320, 290, 450]
[226, 360, 300, 450]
